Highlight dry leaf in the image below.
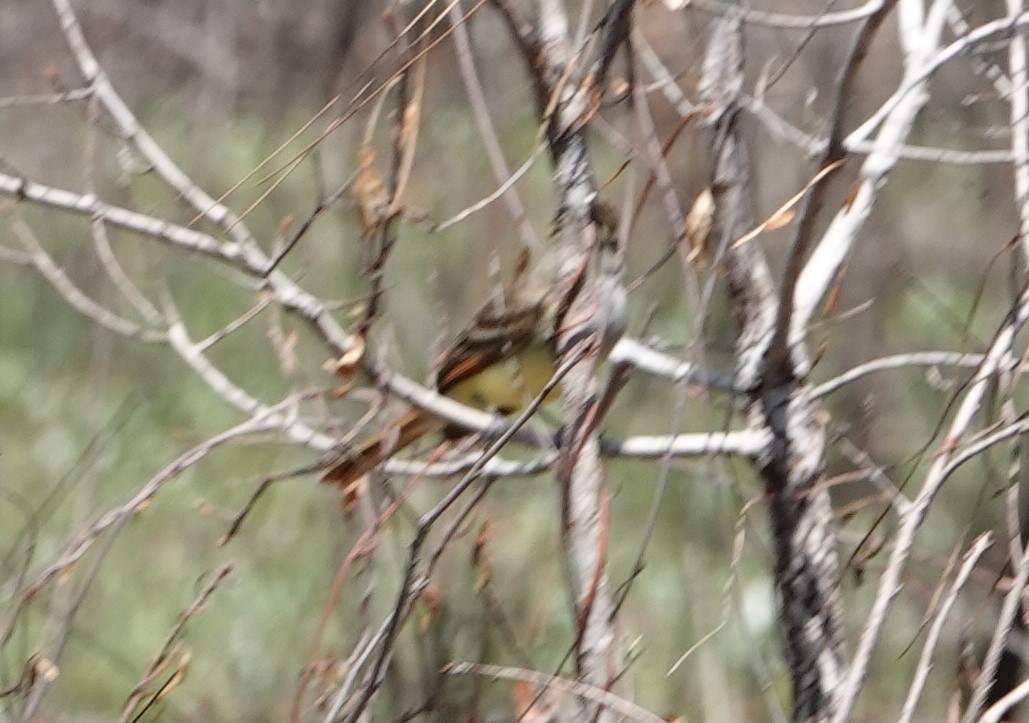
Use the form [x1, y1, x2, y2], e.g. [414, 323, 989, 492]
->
[419, 585, 440, 633]
[840, 179, 861, 209]
[763, 207, 796, 230]
[811, 336, 829, 369]
[685, 188, 715, 265]
[473, 521, 492, 591]
[330, 382, 354, 399]
[473, 520, 491, 564]
[351, 144, 388, 238]
[340, 476, 364, 517]
[389, 53, 425, 213]
[399, 98, 421, 148]
[610, 76, 630, 99]
[581, 76, 603, 126]
[153, 653, 190, 702]
[822, 268, 845, 318]
[732, 159, 844, 249]
[324, 335, 365, 377]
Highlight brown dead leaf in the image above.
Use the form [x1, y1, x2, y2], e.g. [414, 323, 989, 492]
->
[840, 179, 862, 209]
[419, 584, 441, 633]
[811, 336, 829, 369]
[473, 521, 492, 591]
[153, 650, 191, 702]
[398, 98, 420, 150]
[732, 159, 844, 249]
[582, 76, 603, 126]
[389, 54, 425, 213]
[685, 188, 715, 265]
[822, 264, 847, 318]
[340, 476, 364, 517]
[330, 382, 354, 399]
[763, 207, 796, 230]
[610, 76, 630, 100]
[324, 335, 366, 377]
[351, 144, 388, 238]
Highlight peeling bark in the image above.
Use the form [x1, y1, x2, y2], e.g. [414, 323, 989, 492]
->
[699, 10, 846, 722]
[497, 1, 636, 719]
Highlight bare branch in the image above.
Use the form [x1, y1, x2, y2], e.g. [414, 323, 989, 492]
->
[683, 0, 885, 29]
[166, 320, 334, 450]
[1006, 0, 1029, 257]
[981, 676, 1029, 723]
[776, 0, 898, 373]
[965, 524, 1029, 721]
[898, 533, 993, 723]
[51, 0, 258, 247]
[9, 215, 165, 342]
[837, 285, 1029, 721]
[22, 413, 282, 600]
[698, 3, 848, 717]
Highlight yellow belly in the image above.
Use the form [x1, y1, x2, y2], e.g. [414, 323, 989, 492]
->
[443, 344, 556, 414]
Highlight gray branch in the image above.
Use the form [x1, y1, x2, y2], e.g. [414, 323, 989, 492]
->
[698, 8, 846, 721]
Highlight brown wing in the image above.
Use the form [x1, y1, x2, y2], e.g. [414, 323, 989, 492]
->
[321, 409, 438, 487]
[436, 303, 541, 393]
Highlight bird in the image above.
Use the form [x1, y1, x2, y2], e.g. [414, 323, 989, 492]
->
[322, 203, 626, 487]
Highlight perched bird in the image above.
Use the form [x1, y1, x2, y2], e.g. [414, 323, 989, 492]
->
[322, 202, 626, 487]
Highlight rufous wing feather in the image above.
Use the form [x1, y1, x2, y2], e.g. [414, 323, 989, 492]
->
[321, 410, 441, 487]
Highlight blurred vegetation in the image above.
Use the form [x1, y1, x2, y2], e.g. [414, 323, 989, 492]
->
[1, 2, 1027, 721]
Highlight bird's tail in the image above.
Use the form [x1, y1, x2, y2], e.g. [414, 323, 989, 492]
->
[322, 410, 440, 487]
